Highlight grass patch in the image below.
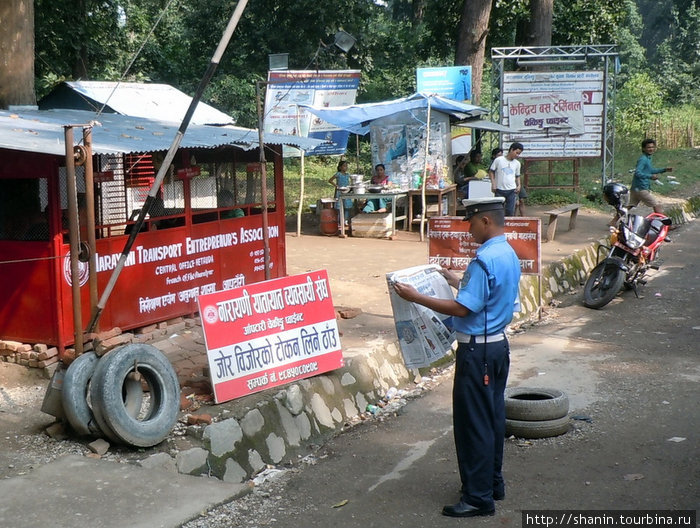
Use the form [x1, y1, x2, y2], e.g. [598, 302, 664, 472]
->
[282, 144, 700, 216]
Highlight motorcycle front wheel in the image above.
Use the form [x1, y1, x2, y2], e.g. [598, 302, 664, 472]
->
[583, 262, 625, 309]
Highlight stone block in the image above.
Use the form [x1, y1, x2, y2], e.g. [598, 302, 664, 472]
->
[240, 409, 265, 437]
[33, 343, 49, 353]
[45, 422, 69, 441]
[37, 357, 58, 368]
[187, 414, 213, 426]
[3, 341, 24, 352]
[94, 333, 133, 356]
[176, 447, 209, 475]
[88, 438, 110, 456]
[37, 347, 58, 361]
[336, 306, 362, 319]
[165, 322, 187, 335]
[43, 362, 60, 380]
[135, 323, 158, 335]
[139, 452, 176, 472]
[203, 418, 243, 457]
[180, 393, 195, 411]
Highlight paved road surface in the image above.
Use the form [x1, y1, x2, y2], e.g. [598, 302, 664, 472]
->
[187, 219, 698, 527]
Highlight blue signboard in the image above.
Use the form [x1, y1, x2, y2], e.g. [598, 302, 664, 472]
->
[416, 66, 472, 102]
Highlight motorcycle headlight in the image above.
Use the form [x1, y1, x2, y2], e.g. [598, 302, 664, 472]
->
[622, 225, 645, 249]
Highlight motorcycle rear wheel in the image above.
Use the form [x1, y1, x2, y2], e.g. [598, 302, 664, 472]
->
[583, 262, 625, 309]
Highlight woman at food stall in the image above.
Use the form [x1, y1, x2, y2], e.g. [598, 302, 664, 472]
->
[363, 164, 390, 213]
[329, 160, 353, 227]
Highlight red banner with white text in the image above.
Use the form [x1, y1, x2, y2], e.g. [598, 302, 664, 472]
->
[198, 270, 343, 403]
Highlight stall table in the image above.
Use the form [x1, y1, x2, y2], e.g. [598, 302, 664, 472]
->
[338, 190, 409, 238]
[407, 184, 458, 229]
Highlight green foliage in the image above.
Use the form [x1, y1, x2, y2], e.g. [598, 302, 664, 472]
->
[526, 189, 588, 207]
[615, 0, 648, 86]
[654, 5, 700, 105]
[489, 0, 530, 48]
[615, 72, 665, 141]
[204, 75, 259, 129]
[552, 0, 627, 45]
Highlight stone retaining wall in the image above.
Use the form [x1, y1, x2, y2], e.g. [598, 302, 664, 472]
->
[171, 341, 419, 482]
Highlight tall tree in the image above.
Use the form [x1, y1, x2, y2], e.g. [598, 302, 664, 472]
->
[455, 0, 492, 104]
[521, 0, 554, 46]
[0, 0, 36, 108]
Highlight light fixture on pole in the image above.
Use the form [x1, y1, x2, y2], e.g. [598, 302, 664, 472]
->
[312, 29, 356, 69]
[333, 30, 356, 53]
[268, 53, 289, 71]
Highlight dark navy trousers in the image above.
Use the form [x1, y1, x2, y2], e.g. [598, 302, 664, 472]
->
[495, 188, 517, 216]
[453, 339, 510, 509]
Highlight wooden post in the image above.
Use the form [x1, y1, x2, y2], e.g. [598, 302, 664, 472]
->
[295, 107, 305, 237]
[64, 126, 83, 356]
[419, 100, 432, 242]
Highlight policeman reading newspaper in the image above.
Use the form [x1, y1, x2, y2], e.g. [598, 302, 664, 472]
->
[392, 196, 521, 517]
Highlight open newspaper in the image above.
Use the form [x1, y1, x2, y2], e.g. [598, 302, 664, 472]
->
[386, 264, 457, 368]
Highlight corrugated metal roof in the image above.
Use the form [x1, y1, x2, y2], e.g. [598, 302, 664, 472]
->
[0, 108, 324, 156]
[58, 81, 236, 125]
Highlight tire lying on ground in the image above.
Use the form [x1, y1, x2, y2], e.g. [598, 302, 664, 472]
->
[505, 416, 570, 439]
[61, 352, 103, 437]
[62, 351, 145, 439]
[90, 343, 180, 447]
[504, 387, 569, 421]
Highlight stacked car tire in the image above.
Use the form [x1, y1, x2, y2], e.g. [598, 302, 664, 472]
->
[504, 387, 570, 439]
[61, 344, 180, 447]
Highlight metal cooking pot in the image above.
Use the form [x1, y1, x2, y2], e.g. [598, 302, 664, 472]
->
[350, 174, 364, 185]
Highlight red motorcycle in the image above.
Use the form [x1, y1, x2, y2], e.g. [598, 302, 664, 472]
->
[583, 182, 672, 309]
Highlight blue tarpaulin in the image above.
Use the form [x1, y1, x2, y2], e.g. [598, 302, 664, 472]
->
[299, 92, 489, 135]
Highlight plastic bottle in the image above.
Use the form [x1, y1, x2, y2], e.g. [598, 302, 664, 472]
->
[366, 404, 379, 415]
[384, 387, 398, 401]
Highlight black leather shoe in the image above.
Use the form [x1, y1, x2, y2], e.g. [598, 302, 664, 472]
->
[442, 501, 495, 518]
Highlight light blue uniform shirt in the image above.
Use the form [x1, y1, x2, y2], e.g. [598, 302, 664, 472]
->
[450, 235, 521, 336]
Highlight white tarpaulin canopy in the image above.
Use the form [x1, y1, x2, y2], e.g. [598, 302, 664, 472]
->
[299, 92, 492, 135]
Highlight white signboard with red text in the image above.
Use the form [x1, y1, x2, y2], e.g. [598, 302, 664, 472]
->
[502, 71, 604, 158]
[198, 270, 343, 403]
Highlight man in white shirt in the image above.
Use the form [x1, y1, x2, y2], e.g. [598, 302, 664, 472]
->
[489, 142, 523, 216]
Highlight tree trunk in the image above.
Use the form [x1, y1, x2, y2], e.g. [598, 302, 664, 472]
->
[0, 0, 36, 108]
[412, 0, 425, 25]
[522, 0, 553, 46]
[455, 0, 493, 105]
[72, 0, 89, 79]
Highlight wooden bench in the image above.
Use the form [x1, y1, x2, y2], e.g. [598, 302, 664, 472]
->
[544, 203, 582, 241]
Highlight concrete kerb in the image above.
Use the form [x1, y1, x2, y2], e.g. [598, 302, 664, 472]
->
[174, 341, 417, 482]
[160, 195, 700, 483]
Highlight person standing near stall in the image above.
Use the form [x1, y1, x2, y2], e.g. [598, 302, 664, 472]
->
[489, 142, 523, 216]
[392, 197, 521, 518]
[328, 160, 352, 227]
